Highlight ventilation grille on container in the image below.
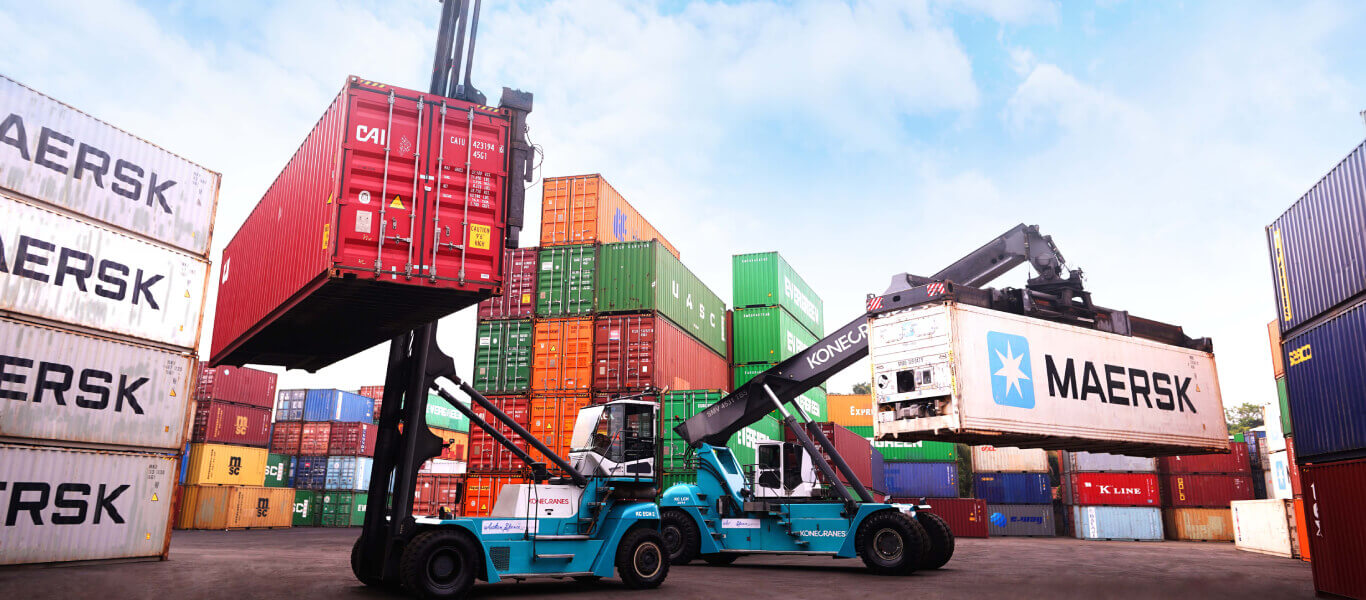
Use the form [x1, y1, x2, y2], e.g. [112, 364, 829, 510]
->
[490, 546, 511, 571]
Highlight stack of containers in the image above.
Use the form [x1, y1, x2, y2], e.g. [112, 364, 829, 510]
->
[660, 390, 725, 488]
[277, 389, 374, 526]
[972, 446, 1055, 537]
[1158, 440, 1255, 542]
[0, 75, 226, 563]
[828, 395, 964, 521]
[1262, 320, 1309, 563]
[357, 385, 385, 423]
[415, 392, 471, 517]
[1060, 451, 1164, 542]
[1246, 428, 1269, 499]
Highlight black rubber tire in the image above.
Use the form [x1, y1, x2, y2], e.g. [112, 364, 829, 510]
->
[661, 509, 700, 565]
[616, 528, 669, 589]
[855, 510, 928, 575]
[351, 537, 385, 587]
[399, 530, 479, 599]
[916, 512, 955, 570]
[702, 554, 739, 566]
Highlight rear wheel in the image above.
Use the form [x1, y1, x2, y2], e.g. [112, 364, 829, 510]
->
[855, 510, 928, 575]
[916, 512, 955, 570]
[616, 528, 669, 589]
[399, 530, 478, 599]
[661, 509, 700, 565]
[702, 554, 739, 566]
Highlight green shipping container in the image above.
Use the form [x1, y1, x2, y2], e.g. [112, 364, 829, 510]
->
[733, 363, 827, 422]
[537, 245, 596, 316]
[473, 319, 533, 393]
[732, 252, 824, 335]
[426, 393, 471, 432]
[596, 241, 727, 355]
[264, 453, 292, 488]
[320, 491, 367, 528]
[732, 306, 819, 365]
[848, 426, 958, 462]
[662, 390, 720, 471]
[1277, 377, 1292, 435]
[662, 470, 697, 491]
[292, 490, 319, 527]
[726, 416, 782, 469]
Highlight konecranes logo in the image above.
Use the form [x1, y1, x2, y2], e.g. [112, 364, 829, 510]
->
[987, 331, 1034, 409]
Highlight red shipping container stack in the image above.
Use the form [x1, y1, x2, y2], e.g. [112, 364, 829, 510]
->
[357, 385, 384, 422]
[924, 498, 989, 538]
[478, 248, 539, 319]
[463, 475, 526, 518]
[299, 422, 333, 455]
[328, 423, 379, 457]
[197, 365, 278, 410]
[1301, 459, 1366, 599]
[1157, 443, 1251, 475]
[784, 422, 875, 493]
[467, 395, 530, 473]
[1160, 474, 1255, 508]
[192, 400, 272, 448]
[1065, 473, 1161, 506]
[592, 314, 729, 393]
[414, 474, 464, 517]
[270, 422, 304, 455]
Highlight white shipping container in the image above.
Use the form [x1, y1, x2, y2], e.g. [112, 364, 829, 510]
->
[871, 302, 1228, 454]
[0, 443, 176, 565]
[0, 75, 219, 256]
[420, 459, 468, 475]
[0, 317, 195, 450]
[1062, 451, 1157, 473]
[1267, 450, 1293, 500]
[0, 192, 209, 349]
[1230, 499, 1300, 558]
[970, 445, 1050, 473]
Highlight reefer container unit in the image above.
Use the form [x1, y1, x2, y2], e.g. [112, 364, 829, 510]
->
[783, 422, 874, 493]
[292, 490, 319, 526]
[1157, 442, 1251, 474]
[196, 365, 277, 409]
[0, 317, 195, 451]
[264, 453, 294, 487]
[0, 192, 210, 350]
[884, 462, 959, 498]
[1070, 506, 1163, 541]
[1062, 451, 1157, 473]
[473, 319, 533, 393]
[528, 393, 591, 465]
[531, 318, 594, 392]
[0, 444, 176, 564]
[871, 301, 1228, 454]
[1301, 459, 1366, 598]
[294, 455, 329, 490]
[539, 174, 678, 257]
[970, 446, 1050, 473]
[1064, 472, 1160, 506]
[320, 491, 368, 527]
[731, 251, 824, 335]
[328, 422, 378, 456]
[731, 306, 819, 365]
[592, 313, 729, 393]
[463, 475, 525, 517]
[270, 422, 303, 455]
[596, 241, 727, 355]
[184, 443, 268, 486]
[467, 395, 530, 472]
[826, 394, 873, 429]
[1231, 499, 1300, 558]
[1281, 298, 1366, 462]
[1266, 139, 1366, 335]
[975, 473, 1050, 504]
[986, 504, 1055, 537]
[211, 77, 516, 371]
[324, 456, 373, 491]
[191, 400, 272, 447]
[300, 422, 333, 455]
[302, 389, 374, 423]
[535, 244, 596, 317]
[414, 474, 463, 517]
[176, 485, 294, 530]
[1160, 474, 1255, 508]
[0, 75, 220, 255]
[1162, 508, 1235, 541]
[478, 247, 538, 319]
[924, 498, 989, 538]
[275, 389, 306, 421]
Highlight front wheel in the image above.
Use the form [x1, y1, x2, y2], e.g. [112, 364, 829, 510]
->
[616, 528, 669, 589]
[916, 512, 955, 570]
[399, 530, 478, 599]
[855, 510, 929, 576]
[661, 509, 700, 565]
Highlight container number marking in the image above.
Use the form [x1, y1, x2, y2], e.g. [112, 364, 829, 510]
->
[469, 224, 491, 250]
[1287, 344, 1311, 366]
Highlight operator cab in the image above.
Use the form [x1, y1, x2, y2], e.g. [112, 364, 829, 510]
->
[569, 399, 657, 480]
[753, 441, 820, 499]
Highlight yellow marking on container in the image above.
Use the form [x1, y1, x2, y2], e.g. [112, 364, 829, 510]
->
[1273, 228, 1292, 322]
[390, 196, 405, 209]
[152, 493, 159, 502]
[322, 223, 330, 250]
[469, 223, 491, 250]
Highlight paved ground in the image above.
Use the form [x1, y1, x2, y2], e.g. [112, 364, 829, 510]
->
[0, 528, 1313, 599]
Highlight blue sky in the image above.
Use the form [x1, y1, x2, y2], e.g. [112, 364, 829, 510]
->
[3, 0, 1363, 416]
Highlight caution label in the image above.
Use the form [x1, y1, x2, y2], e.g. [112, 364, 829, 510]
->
[469, 224, 491, 250]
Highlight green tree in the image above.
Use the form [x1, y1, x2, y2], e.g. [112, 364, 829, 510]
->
[1225, 403, 1265, 436]
[851, 382, 871, 395]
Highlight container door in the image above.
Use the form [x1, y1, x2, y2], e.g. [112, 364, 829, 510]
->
[422, 99, 509, 288]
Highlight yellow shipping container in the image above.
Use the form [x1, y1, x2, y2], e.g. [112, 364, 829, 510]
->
[177, 485, 294, 530]
[185, 443, 268, 486]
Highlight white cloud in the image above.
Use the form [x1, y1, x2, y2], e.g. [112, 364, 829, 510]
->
[943, 0, 1060, 24]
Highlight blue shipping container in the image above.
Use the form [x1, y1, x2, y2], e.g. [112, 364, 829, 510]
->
[178, 442, 190, 485]
[325, 456, 374, 491]
[295, 455, 329, 490]
[986, 504, 1055, 537]
[883, 462, 957, 498]
[276, 389, 307, 421]
[303, 389, 374, 423]
[975, 473, 1050, 504]
[1266, 139, 1366, 335]
[1282, 298, 1366, 461]
[1070, 506, 1163, 541]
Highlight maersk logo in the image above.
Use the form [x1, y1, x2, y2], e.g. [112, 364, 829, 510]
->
[987, 331, 1034, 409]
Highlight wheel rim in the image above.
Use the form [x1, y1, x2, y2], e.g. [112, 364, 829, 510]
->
[427, 548, 462, 586]
[872, 528, 904, 562]
[661, 525, 682, 556]
[634, 541, 663, 578]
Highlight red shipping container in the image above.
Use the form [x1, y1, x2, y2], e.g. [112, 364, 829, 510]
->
[923, 498, 989, 538]
[1157, 442, 1250, 474]
[414, 474, 464, 517]
[196, 365, 277, 409]
[299, 422, 333, 455]
[467, 396, 530, 472]
[529, 394, 591, 465]
[357, 385, 385, 422]
[592, 314, 729, 393]
[328, 422, 379, 457]
[785, 422, 874, 493]
[1160, 474, 1255, 507]
[463, 475, 525, 517]
[1065, 472, 1160, 506]
[191, 400, 271, 447]
[478, 248, 539, 319]
[270, 421, 303, 455]
[1301, 459, 1366, 599]
[593, 394, 658, 406]
[1287, 436, 1302, 495]
[210, 76, 521, 371]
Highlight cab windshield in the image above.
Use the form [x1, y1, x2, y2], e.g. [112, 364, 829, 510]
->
[569, 402, 655, 463]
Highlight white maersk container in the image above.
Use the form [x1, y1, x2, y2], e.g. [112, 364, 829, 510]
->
[1231, 499, 1301, 559]
[0, 317, 196, 451]
[970, 445, 1049, 473]
[871, 302, 1227, 454]
[0, 444, 177, 565]
[1267, 450, 1294, 500]
[0, 75, 219, 256]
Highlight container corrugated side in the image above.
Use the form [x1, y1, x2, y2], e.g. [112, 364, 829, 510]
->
[531, 318, 594, 392]
[1231, 499, 1299, 558]
[923, 497, 988, 538]
[662, 390, 722, 471]
[970, 446, 1049, 473]
[424, 392, 471, 432]
[264, 453, 293, 487]
[1162, 508, 1234, 541]
[184, 443, 267, 486]
[883, 462, 958, 498]
[191, 400, 272, 447]
[1160, 474, 1255, 508]
[292, 489, 319, 526]
[1302, 459, 1366, 598]
[539, 174, 679, 257]
[1267, 320, 1285, 378]
[302, 389, 374, 423]
[1281, 298, 1366, 462]
[1064, 472, 1160, 506]
[0, 316, 195, 451]
[177, 485, 294, 530]
[529, 393, 591, 465]
[463, 475, 525, 517]
[732, 306, 818, 365]
[1157, 442, 1251, 474]
[731, 251, 823, 335]
[732, 363, 828, 422]
[1277, 377, 1292, 436]
[986, 504, 1055, 537]
[478, 248, 539, 319]
[467, 395, 529, 471]
[1062, 451, 1156, 473]
[196, 365, 277, 409]
[1070, 506, 1163, 541]
[535, 244, 596, 317]
[974, 473, 1050, 504]
[473, 319, 533, 393]
[592, 313, 728, 393]
[270, 422, 303, 455]
[0, 443, 176, 564]
[596, 241, 727, 355]
[826, 394, 873, 429]
[0, 75, 220, 256]
[1268, 450, 1294, 499]
[414, 474, 462, 517]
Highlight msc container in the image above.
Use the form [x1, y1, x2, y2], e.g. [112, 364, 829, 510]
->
[1160, 474, 1255, 508]
[1062, 451, 1156, 473]
[975, 473, 1050, 504]
[264, 453, 293, 487]
[923, 498, 988, 538]
[970, 446, 1049, 473]
[292, 489, 319, 526]
[531, 317, 594, 392]
[473, 319, 533, 393]
[184, 443, 267, 486]
[300, 422, 333, 455]
[478, 247, 538, 319]
[467, 395, 529, 471]
[826, 394, 873, 429]
[0, 317, 195, 451]
[731, 251, 823, 335]
[1162, 507, 1235, 541]
[302, 389, 374, 423]
[270, 421, 303, 455]
[1231, 499, 1300, 558]
[732, 306, 819, 365]
[293, 455, 329, 490]
[1266, 139, 1366, 335]
[196, 365, 277, 409]
[210, 77, 515, 371]
[0, 444, 176, 564]
[1281, 298, 1366, 462]
[328, 422, 378, 457]
[596, 241, 727, 355]
[0, 75, 220, 256]
[191, 400, 272, 447]
[1302, 459, 1366, 598]
[1064, 472, 1160, 506]
[463, 475, 525, 517]
[528, 394, 591, 465]
[274, 389, 307, 421]
[1157, 442, 1251, 474]
[986, 504, 1055, 537]
[177, 485, 294, 530]
[414, 474, 463, 517]
[425, 393, 471, 432]
[883, 462, 958, 498]
[535, 244, 597, 317]
[592, 313, 728, 393]
[1070, 506, 1163, 541]
[784, 422, 874, 492]
[1267, 320, 1286, 379]
[539, 174, 678, 256]
[324, 456, 373, 491]
[871, 301, 1228, 454]
[0, 191, 210, 350]
[320, 491, 367, 527]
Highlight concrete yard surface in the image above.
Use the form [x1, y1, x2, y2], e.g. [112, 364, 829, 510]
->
[0, 529, 1313, 599]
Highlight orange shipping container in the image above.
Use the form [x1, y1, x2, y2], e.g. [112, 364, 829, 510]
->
[533, 318, 595, 392]
[1162, 508, 1235, 542]
[826, 394, 874, 429]
[176, 485, 294, 530]
[539, 174, 679, 257]
[430, 426, 469, 461]
[463, 475, 525, 517]
[1293, 497, 1311, 562]
[529, 394, 591, 465]
[1267, 320, 1285, 379]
